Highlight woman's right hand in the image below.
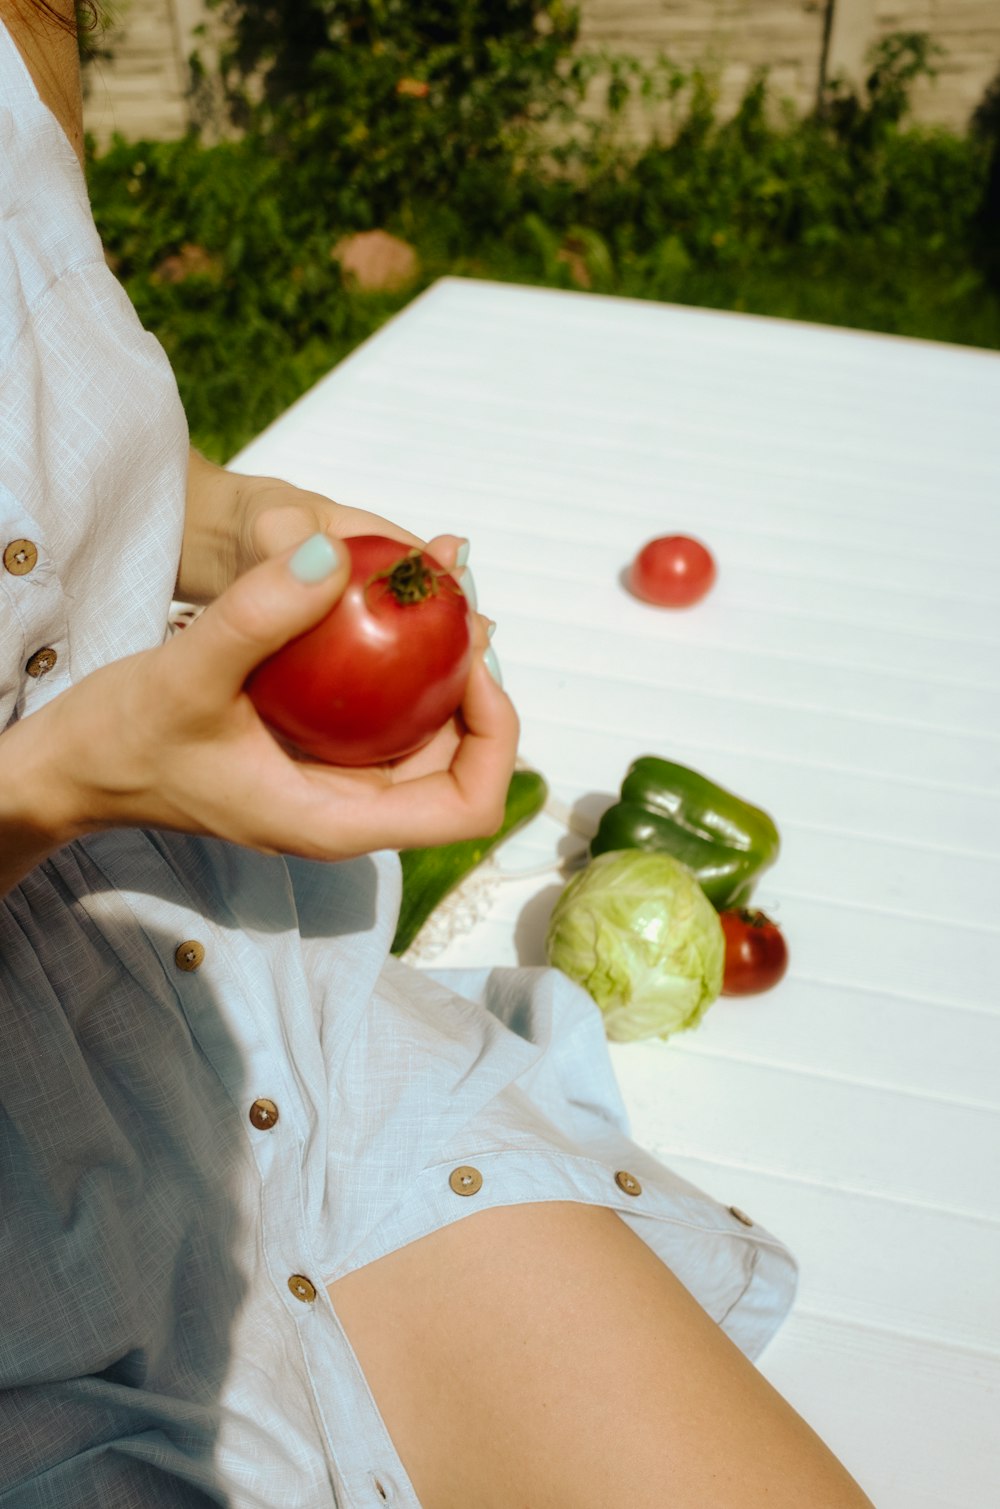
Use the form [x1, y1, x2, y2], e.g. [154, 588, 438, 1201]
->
[1, 535, 519, 875]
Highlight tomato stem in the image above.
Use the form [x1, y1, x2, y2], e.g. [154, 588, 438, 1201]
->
[368, 550, 442, 606]
[735, 908, 779, 930]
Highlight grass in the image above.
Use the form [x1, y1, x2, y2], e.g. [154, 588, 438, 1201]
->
[181, 243, 1000, 464]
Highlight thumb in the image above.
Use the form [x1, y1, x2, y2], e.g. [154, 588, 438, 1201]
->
[175, 533, 351, 700]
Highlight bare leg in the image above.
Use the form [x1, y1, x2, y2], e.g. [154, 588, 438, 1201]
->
[329, 1201, 874, 1509]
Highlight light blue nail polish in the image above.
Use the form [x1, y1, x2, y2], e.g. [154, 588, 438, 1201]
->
[289, 533, 340, 583]
[455, 540, 471, 567]
[459, 566, 478, 611]
[483, 645, 503, 687]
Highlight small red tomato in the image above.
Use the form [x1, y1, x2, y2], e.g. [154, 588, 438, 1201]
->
[720, 909, 789, 996]
[246, 535, 472, 767]
[626, 534, 716, 607]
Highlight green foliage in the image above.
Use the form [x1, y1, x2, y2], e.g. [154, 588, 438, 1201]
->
[969, 68, 1000, 291]
[198, 0, 592, 231]
[207, 0, 583, 120]
[820, 31, 943, 144]
[88, 135, 371, 457]
[85, 19, 998, 462]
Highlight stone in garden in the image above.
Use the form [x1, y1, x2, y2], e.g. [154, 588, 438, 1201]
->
[152, 243, 223, 284]
[331, 230, 420, 293]
[557, 235, 591, 289]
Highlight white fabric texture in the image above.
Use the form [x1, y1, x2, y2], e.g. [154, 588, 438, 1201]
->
[0, 20, 797, 1508]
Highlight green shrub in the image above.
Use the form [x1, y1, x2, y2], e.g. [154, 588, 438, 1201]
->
[200, 0, 594, 231]
[85, 21, 997, 461]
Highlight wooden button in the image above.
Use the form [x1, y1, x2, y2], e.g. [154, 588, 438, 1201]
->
[3, 539, 38, 575]
[614, 1170, 642, 1196]
[174, 940, 205, 972]
[249, 1097, 279, 1131]
[288, 1274, 317, 1303]
[729, 1206, 754, 1227]
[25, 647, 57, 678]
[449, 1165, 483, 1196]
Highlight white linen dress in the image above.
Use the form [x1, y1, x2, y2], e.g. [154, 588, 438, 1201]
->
[0, 20, 797, 1508]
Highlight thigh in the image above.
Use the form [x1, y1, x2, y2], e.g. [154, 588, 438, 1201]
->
[328, 1200, 873, 1509]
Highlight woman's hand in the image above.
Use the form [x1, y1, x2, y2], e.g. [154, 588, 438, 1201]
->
[235, 475, 432, 573]
[4, 535, 518, 873]
[178, 453, 475, 627]
[229, 475, 495, 779]
[180, 450, 448, 604]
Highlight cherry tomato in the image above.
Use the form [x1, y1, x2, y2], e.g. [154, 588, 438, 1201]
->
[720, 909, 789, 996]
[246, 535, 473, 767]
[626, 535, 716, 607]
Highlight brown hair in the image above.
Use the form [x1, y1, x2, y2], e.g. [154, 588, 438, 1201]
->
[19, 1, 100, 32]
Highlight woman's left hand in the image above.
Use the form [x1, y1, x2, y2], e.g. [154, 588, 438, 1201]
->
[179, 452, 467, 604]
[233, 477, 496, 784]
[236, 476, 432, 570]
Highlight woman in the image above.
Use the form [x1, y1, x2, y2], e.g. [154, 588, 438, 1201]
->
[0, 3, 875, 1505]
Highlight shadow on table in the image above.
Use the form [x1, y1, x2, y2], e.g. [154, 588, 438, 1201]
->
[514, 881, 565, 965]
[512, 788, 616, 967]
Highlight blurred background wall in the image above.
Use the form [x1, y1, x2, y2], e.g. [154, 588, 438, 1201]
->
[82, 0, 1000, 144]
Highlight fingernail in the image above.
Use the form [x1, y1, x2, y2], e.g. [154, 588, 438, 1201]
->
[289, 533, 341, 583]
[459, 566, 478, 611]
[483, 645, 503, 687]
[455, 539, 471, 567]
[485, 618, 496, 639]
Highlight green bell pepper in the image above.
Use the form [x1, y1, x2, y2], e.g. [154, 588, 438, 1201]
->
[589, 756, 780, 911]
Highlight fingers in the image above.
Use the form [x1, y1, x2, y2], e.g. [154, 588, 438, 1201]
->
[324, 501, 425, 552]
[424, 534, 467, 571]
[435, 658, 520, 835]
[294, 654, 520, 855]
[159, 501, 515, 858]
[247, 497, 424, 571]
[250, 491, 468, 583]
[250, 501, 469, 593]
[168, 534, 352, 705]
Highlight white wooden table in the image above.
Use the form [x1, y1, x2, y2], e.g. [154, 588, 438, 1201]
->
[231, 277, 1000, 1508]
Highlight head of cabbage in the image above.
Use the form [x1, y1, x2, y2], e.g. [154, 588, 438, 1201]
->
[545, 849, 724, 1042]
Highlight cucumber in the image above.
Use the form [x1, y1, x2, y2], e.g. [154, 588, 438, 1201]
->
[391, 768, 548, 956]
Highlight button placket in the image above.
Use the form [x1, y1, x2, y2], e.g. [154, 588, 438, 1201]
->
[166, 916, 314, 1327]
[2, 517, 70, 715]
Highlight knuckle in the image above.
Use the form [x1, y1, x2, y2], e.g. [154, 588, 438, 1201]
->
[482, 791, 508, 834]
[458, 787, 506, 840]
[213, 585, 274, 651]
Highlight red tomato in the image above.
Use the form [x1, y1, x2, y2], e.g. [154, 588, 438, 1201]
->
[626, 535, 716, 607]
[246, 535, 472, 767]
[720, 909, 789, 996]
